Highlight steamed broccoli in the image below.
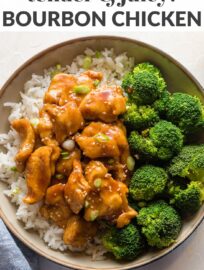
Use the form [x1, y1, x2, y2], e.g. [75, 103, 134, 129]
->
[154, 90, 171, 116]
[123, 102, 160, 131]
[137, 201, 182, 249]
[168, 144, 204, 182]
[155, 92, 204, 134]
[122, 62, 167, 105]
[130, 165, 168, 201]
[128, 120, 184, 161]
[102, 224, 145, 260]
[168, 180, 204, 216]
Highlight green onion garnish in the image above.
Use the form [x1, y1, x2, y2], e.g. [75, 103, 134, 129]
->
[30, 118, 39, 128]
[107, 159, 115, 165]
[12, 187, 20, 195]
[93, 80, 100, 87]
[90, 210, 99, 221]
[50, 64, 62, 78]
[83, 56, 92, 69]
[11, 166, 17, 172]
[55, 174, 64, 180]
[85, 201, 90, 208]
[94, 133, 110, 143]
[94, 178, 102, 188]
[127, 156, 135, 171]
[61, 151, 70, 159]
[95, 51, 102, 58]
[73, 85, 91, 95]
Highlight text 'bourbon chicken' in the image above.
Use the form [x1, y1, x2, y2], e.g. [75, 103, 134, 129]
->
[23, 146, 52, 204]
[75, 121, 130, 163]
[12, 118, 35, 172]
[79, 85, 126, 123]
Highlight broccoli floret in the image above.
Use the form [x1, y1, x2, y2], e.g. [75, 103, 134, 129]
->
[162, 93, 204, 134]
[149, 120, 184, 160]
[122, 62, 166, 105]
[128, 131, 158, 159]
[102, 224, 145, 260]
[137, 201, 182, 249]
[130, 165, 168, 201]
[168, 144, 204, 182]
[154, 90, 171, 116]
[168, 180, 204, 216]
[133, 62, 167, 94]
[128, 120, 183, 161]
[123, 103, 159, 131]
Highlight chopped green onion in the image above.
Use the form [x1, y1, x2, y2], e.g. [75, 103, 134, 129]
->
[94, 133, 110, 143]
[73, 85, 91, 95]
[94, 178, 102, 188]
[83, 56, 92, 69]
[61, 151, 70, 159]
[95, 51, 102, 58]
[127, 156, 135, 171]
[93, 80, 100, 87]
[30, 118, 39, 128]
[107, 159, 115, 165]
[11, 166, 17, 172]
[55, 174, 64, 180]
[56, 64, 61, 70]
[50, 64, 62, 78]
[85, 201, 90, 208]
[90, 210, 99, 221]
[12, 187, 20, 195]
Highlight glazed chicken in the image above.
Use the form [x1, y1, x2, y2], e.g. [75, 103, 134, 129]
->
[44, 71, 103, 106]
[56, 148, 81, 176]
[43, 102, 84, 143]
[79, 85, 126, 122]
[84, 161, 137, 227]
[64, 160, 91, 214]
[63, 215, 97, 249]
[37, 109, 61, 175]
[75, 121, 130, 163]
[11, 69, 138, 250]
[40, 183, 72, 229]
[12, 119, 35, 172]
[23, 146, 52, 204]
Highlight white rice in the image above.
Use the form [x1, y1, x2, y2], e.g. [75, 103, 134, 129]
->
[0, 48, 134, 259]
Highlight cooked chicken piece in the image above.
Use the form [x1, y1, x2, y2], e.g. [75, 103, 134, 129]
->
[37, 109, 61, 175]
[106, 161, 128, 182]
[82, 70, 103, 81]
[116, 207, 138, 229]
[23, 146, 52, 204]
[56, 148, 81, 176]
[85, 160, 108, 189]
[11, 119, 35, 172]
[79, 85, 126, 123]
[84, 161, 137, 227]
[44, 71, 103, 106]
[75, 122, 130, 163]
[64, 160, 91, 214]
[40, 183, 72, 229]
[63, 215, 97, 249]
[44, 102, 84, 143]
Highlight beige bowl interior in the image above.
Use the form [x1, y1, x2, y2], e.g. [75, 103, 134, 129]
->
[0, 36, 203, 270]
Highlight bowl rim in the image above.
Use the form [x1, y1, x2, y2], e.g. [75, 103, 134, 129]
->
[0, 35, 204, 270]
